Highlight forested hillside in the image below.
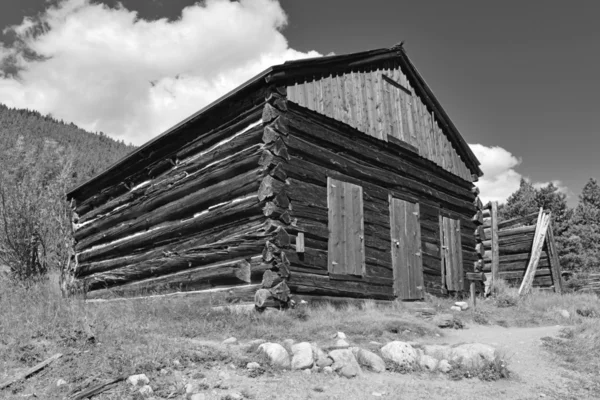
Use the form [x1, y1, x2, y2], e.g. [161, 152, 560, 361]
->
[0, 104, 135, 185]
[0, 104, 136, 279]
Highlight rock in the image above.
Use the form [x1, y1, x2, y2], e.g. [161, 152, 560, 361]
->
[311, 343, 332, 367]
[353, 348, 385, 373]
[303, 368, 312, 375]
[369, 341, 382, 346]
[432, 314, 462, 329]
[218, 371, 231, 380]
[422, 344, 452, 360]
[222, 392, 243, 400]
[172, 359, 181, 367]
[372, 392, 384, 397]
[451, 343, 496, 365]
[450, 306, 462, 312]
[336, 332, 347, 339]
[418, 355, 438, 371]
[258, 343, 291, 369]
[335, 339, 350, 348]
[381, 341, 416, 368]
[138, 385, 153, 396]
[323, 366, 333, 374]
[282, 338, 295, 353]
[159, 368, 169, 376]
[222, 337, 237, 345]
[246, 362, 260, 370]
[455, 301, 469, 310]
[127, 374, 150, 387]
[291, 342, 313, 370]
[438, 359, 451, 373]
[56, 379, 67, 387]
[329, 349, 361, 378]
[559, 309, 570, 319]
[185, 383, 195, 394]
[190, 394, 207, 400]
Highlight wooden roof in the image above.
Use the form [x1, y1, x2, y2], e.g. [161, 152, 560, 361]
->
[68, 45, 482, 201]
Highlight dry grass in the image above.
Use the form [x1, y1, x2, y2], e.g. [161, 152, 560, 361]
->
[0, 273, 441, 398]
[426, 279, 600, 328]
[3, 274, 599, 399]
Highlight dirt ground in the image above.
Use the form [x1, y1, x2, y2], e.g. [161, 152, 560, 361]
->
[3, 323, 594, 400]
[148, 324, 591, 400]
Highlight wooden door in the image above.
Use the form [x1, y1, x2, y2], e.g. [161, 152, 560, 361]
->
[441, 216, 464, 291]
[389, 197, 424, 300]
[327, 178, 365, 276]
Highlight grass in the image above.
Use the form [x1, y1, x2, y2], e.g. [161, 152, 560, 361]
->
[2, 274, 600, 398]
[426, 279, 600, 328]
[0, 273, 441, 398]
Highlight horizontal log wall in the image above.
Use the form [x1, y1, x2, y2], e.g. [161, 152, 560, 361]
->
[65, 94, 287, 299]
[286, 62, 473, 181]
[276, 102, 477, 298]
[480, 223, 556, 289]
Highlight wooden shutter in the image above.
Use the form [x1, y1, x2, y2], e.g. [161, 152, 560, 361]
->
[441, 217, 464, 291]
[390, 197, 424, 300]
[327, 178, 365, 276]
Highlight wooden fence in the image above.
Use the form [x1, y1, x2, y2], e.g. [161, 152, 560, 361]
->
[469, 204, 563, 298]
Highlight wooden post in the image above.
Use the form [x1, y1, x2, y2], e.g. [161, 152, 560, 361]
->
[519, 210, 551, 295]
[545, 223, 563, 294]
[470, 281, 477, 309]
[490, 201, 499, 285]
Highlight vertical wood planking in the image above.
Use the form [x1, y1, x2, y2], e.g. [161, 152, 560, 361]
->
[305, 80, 315, 111]
[453, 219, 464, 289]
[342, 181, 355, 274]
[343, 73, 354, 128]
[442, 217, 453, 288]
[322, 75, 333, 118]
[285, 66, 476, 182]
[391, 197, 424, 299]
[389, 67, 402, 141]
[412, 203, 425, 298]
[297, 81, 306, 108]
[373, 70, 386, 140]
[328, 178, 365, 276]
[439, 214, 447, 290]
[328, 177, 344, 274]
[351, 183, 365, 275]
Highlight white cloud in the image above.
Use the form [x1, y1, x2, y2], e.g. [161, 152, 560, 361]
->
[470, 144, 523, 204]
[470, 144, 571, 203]
[0, 0, 320, 144]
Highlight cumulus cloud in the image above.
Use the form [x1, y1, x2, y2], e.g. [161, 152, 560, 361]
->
[0, 0, 320, 144]
[470, 144, 571, 203]
[470, 144, 523, 204]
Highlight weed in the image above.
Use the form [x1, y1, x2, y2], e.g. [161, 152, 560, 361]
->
[471, 309, 490, 325]
[447, 355, 509, 381]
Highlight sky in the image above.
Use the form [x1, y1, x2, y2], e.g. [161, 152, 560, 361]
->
[0, 0, 598, 206]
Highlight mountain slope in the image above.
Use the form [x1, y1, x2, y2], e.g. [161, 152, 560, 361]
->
[0, 104, 136, 186]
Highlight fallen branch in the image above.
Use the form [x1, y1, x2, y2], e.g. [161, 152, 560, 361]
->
[0, 353, 63, 390]
[69, 374, 128, 400]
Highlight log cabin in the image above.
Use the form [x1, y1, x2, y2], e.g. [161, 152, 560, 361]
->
[62, 45, 484, 306]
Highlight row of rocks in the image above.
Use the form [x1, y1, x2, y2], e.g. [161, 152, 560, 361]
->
[248, 335, 496, 379]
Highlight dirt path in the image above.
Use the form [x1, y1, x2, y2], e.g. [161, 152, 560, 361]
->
[436, 325, 566, 384]
[182, 324, 587, 400]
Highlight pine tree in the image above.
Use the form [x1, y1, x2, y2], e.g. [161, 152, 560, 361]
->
[562, 179, 600, 271]
[499, 178, 538, 220]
